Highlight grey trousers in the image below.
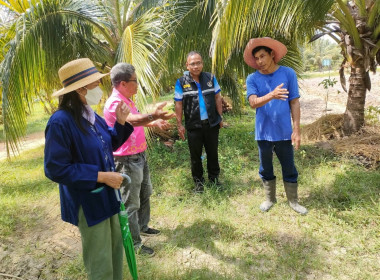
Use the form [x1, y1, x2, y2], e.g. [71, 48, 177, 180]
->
[114, 152, 153, 246]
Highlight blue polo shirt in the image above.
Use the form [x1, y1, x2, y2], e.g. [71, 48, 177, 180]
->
[246, 66, 300, 141]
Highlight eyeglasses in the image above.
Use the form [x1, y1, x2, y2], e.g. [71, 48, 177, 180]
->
[188, 62, 203, 67]
[123, 79, 139, 85]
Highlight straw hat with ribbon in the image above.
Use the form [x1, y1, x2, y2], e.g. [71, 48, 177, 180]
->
[52, 58, 109, 97]
[243, 37, 287, 69]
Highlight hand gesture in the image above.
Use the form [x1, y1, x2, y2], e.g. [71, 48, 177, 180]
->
[115, 101, 130, 125]
[153, 102, 175, 120]
[154, 119, 171, 130]
[291, 129, 301, 150]
[270, 83, 289, 101]
[177, 124, 186, 140]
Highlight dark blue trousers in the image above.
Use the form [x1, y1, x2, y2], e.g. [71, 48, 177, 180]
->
[257, 140, 298, 183]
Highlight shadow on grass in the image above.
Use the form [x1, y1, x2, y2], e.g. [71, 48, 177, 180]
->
[306, 170, 380, 211]
[0, 173, 56, 236]
[266, 143, 379, 210]
[0, 150, 54, 197]
[0, 177, 54, 196]
[158, 219, 321, 279]
[1, 145, 45, 162]
[136, 265, 232, 280]
[150, 115, 379, 213]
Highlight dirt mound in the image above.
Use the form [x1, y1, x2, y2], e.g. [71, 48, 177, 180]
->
[302, 114, 380, 169]
[302, 114, 344, 141]
[332, 126, 380, 168]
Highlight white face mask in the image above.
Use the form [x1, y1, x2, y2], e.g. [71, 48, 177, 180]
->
[83, 86, 103, 105]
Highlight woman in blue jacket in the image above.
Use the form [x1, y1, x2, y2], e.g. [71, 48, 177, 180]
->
[44, 58, 133, 280]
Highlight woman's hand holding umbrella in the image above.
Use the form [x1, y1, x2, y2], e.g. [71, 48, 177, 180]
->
[92, 172, 137, 279]
[97, 172, 124, 189]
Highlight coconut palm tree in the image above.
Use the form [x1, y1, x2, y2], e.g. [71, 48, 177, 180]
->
[310, 0, 380, 135]
[3, 0, 360, 155]
[0, 0, 172, 156]
[164, 0, 334, 112]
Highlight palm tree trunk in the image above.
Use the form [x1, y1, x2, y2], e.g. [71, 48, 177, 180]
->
[342, 53, 367, 135]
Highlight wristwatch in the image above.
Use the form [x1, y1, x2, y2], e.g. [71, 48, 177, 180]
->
[148, 114, 154, 121]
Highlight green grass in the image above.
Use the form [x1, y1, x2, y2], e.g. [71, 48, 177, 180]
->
[0, 102, 50, 142]
[300, 70, 340, 79]
[145, 91, 174, 104]
[0, 147, 56, 236]
[1, 108, 379, 280]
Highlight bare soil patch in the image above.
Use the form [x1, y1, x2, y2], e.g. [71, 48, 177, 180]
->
[0, 131, 45, 160]
[300, 72, 380, 169]
[302, 114, 380, 169]
[0, 199, 81, 280]
[299, 72, 380, 124]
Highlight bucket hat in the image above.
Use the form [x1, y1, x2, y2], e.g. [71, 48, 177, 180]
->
[243, 37, 287, 69]
[52, 58, 109, 97]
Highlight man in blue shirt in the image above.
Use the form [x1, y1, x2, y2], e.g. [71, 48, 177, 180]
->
[175, 51, 223, 192]
[244, 37, 307, 215]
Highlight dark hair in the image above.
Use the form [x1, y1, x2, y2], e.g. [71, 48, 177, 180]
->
[110, 63, 136, 87]
[187, 51, 202, 60]
[58, 91, 89, 133]
[252, 46, 273, 57]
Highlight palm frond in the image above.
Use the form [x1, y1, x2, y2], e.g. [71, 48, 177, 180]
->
[354, 0, 367, 17]
[334, 0, 362, 49]
[116, 2, 171, 108]
[0, 0, 110, 155]
[218, 69, 243, 114]
[0, 0, 39, 13]
[368, 0, 380, 28]
[164, 0, 215, 74]
[210, 0, 334, 77]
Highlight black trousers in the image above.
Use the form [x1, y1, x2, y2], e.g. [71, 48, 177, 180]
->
[187, 122, 220, 182]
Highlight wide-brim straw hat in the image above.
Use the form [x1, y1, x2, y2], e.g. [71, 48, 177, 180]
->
[52, 58, 109, 97]
[243, 37, 287, 69]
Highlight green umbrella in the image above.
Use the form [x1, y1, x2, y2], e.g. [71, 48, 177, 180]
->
[118, 174, 138, 280]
